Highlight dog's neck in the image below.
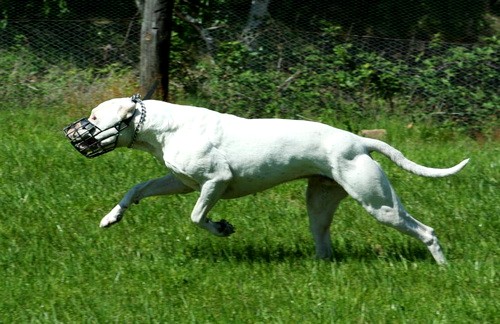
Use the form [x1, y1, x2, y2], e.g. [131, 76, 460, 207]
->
[127, 100, 146, 149]
[124, 101, 173, 161]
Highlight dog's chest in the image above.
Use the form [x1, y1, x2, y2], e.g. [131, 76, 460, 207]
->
[166, 167, 201, 191]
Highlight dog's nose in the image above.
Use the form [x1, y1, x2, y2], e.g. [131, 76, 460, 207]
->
[63, 116, 127, 158]
[64, 119, 97, 139]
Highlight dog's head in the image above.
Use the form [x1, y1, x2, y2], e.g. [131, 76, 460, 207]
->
[63, 97, 138, 158]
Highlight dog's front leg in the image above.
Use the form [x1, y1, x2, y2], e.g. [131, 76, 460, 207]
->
[100, 174, 193, 228]
[190, 179, 235, 237]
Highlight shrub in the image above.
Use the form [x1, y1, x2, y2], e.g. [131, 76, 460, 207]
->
[408, 36, 499, 131]
[0, 41, 46, 105]
[179, 36, 498, 132]
[0, 42, 136, 110]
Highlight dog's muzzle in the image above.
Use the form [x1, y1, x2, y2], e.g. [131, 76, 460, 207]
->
[63, 117, 133, 158]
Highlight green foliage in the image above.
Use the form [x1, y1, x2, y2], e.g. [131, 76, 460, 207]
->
[0, 43, 135, 108]
[409, 36, 500, 130]
[175, 36, 498, 132]
[0, 106, 498, 322]
[0, 41, 45, 103]
[1, 31, 497, 133]
[1, 0, 135, 20]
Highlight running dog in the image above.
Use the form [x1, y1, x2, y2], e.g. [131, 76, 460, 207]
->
[64, 95, 469, 264]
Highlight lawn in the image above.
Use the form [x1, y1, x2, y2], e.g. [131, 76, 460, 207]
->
[0, 106, 498, 322]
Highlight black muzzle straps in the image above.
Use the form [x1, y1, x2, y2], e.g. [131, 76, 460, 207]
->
[63, 94, 144, 158]
[63, 116, 133, 158]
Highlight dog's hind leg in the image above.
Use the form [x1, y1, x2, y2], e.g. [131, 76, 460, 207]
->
[100, 174, 193, 228]
[335, 154, 447, 265]
[306, 176, 348, 259]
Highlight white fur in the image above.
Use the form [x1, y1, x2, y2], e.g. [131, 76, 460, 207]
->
[90, 98, 469, 264]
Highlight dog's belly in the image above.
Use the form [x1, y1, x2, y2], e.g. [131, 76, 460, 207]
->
[221, 159, 327, 199]
[221, 174, 311, 199]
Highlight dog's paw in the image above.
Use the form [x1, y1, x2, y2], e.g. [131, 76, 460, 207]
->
[99, 205, 124, 228]
[215, 219, 235, 237]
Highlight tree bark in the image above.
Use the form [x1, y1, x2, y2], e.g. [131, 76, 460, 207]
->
[137, 0, 174, 101]
[241, 0, 271, 49]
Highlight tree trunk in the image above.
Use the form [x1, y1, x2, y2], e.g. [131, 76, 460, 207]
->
[241, 0, 271, 49]
[137, 0, 174, 101]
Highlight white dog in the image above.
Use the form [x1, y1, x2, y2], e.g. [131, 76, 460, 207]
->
[64, 95, 469, 264]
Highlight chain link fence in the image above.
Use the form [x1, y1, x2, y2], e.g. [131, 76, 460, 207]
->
[1, 0, 498, 128]
[1, 2, 140, 67]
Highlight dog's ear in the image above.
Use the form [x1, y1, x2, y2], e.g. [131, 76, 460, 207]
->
[118, 100, 137, 120]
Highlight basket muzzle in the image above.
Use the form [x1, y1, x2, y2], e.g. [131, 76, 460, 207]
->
[63, 117, 132, 158]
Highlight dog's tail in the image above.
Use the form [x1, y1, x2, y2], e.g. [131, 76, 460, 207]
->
[362, 137, 469, 177]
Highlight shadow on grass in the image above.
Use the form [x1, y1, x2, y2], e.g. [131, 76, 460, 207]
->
[186, 241, 432, 264]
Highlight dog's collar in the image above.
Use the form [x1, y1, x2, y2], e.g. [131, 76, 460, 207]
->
[129, 94, 146, 148]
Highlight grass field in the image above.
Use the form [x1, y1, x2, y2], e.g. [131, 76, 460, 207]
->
[0, 106, 498, 322]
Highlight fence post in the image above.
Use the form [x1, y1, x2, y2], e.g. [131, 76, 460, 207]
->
[139, 0, 174, 101]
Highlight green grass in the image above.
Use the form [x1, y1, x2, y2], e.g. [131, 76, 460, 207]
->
[0, 106, 498, 322]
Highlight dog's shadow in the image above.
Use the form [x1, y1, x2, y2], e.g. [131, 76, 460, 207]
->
[186, 242, 431, 264]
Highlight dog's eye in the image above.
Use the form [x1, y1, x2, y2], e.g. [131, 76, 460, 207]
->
[90, 115, 97, 121]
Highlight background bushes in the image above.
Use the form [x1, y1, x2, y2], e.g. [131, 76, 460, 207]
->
[181, 35, 499, 132]
[1, 1, 498, 134]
